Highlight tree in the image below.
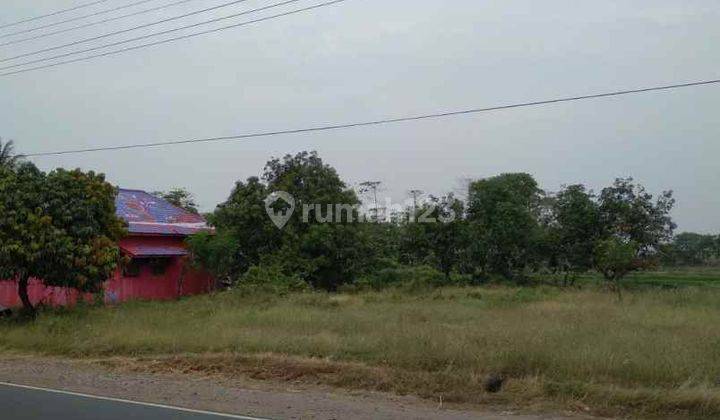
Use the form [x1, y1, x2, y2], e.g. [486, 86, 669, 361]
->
[598, 177, 675, 253]
[398, 214, 431, 267]
[547, 185, 602, 284]
[263, 151, 359, 228]
[0, 164, 126, 313]
[594, 238, 639, 299]
[299, 223, 373, 290]
[593, 178, 675, 285]
[200, 177, 281, 277]
[152, 188, 199, 214]
[423, 194, 468, 279]
[192, 151, 373, 291]
[662, 232, 719, 266]
[0, 138, 23, 170]
[467, 173, 543, 279]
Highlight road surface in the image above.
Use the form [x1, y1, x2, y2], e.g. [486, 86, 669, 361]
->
[0, 382, 264, 420]
[0, 356, 597, 419]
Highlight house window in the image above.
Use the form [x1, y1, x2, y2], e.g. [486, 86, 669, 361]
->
[149, 258, 170, 276]
[123, 259, 142, 277]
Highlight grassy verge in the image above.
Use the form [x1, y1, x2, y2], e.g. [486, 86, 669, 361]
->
[2, 281, 720, 418]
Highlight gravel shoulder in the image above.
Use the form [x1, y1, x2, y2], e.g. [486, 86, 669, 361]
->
[0, 354, 603, 419]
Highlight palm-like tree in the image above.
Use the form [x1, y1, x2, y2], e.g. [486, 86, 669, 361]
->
[0, 138, 23, 169]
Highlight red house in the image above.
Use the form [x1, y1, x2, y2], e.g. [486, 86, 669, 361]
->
[0, 189, 214, 308]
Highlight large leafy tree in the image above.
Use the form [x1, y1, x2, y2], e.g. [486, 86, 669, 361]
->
[424, 194, 468, 279]
[467, 173, 543, 278]
[547, 184, 602, 283]
[263, 151, 359, 231]
[191, 177, 281, 280]
[193, 151, 372, 290]
[399, 194, 468, 278]
[298, 223, 373, 290]
[0, 163, 126, 313]
[598, 178, 675, 252]
[594, 178, 675, 284]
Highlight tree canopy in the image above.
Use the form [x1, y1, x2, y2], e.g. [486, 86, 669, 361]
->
[186, 153, 686, 294]
[467, 173, 543, 278]
[190, 151, 372, 291]
[0, 163, 126, 312]
[546, 184, 602, 282]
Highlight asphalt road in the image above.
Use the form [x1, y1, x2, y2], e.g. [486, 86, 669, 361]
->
[0, 382, 265, 420]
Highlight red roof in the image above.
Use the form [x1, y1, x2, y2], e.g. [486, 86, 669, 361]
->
[115, 189, 210, 236]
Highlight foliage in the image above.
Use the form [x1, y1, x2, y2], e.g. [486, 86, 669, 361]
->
[398, 194, 468, 278]
[208, 177, 281, 274]
[661, 232, 719, 266]
[298, 223, 374, 290]
[590, 177, 676, 285]
[237, 264, 308, 294]
[594, 238, 640, 281]
[353, 265, 474, 291]
[4, 284, 720, 418]
[597, 177, 675, 253]
[545, 184, 602, 283]
[190, 151, 373, 291]
[0, 163, 126, 312]
[182, 151, 687, 296]
[152, 187, 199, 214]
[467, 173, 543, 278]
[185, 230, 244, 285]
[0, 138, 23, 170]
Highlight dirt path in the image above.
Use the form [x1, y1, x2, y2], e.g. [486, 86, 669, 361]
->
[0, 355, 601, 419]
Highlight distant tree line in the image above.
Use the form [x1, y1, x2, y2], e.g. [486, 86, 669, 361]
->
[661, 232, 720, 267]
[188, 151, 690, 295]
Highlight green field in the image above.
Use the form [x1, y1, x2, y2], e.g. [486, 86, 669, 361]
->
[575, 267, 720, 289]
[2, 271, 720, 418]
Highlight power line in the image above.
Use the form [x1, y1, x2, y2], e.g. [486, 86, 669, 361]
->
[0, 1, 113, 31]
[0, 0, 158, 40]
[24, 79, 720, 157]
[0, 0, 278, 64]
[0, 0, 341, 76]
[0, 0, 198, 48]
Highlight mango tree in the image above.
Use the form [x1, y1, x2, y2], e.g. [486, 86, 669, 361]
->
[0, 163, 126, 314]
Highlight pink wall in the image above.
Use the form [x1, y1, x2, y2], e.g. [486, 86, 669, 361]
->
[0, 279, 91, 308]
[0, 235, 213, 309]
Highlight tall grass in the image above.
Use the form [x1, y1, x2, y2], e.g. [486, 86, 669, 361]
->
[2, 284, 720, 417]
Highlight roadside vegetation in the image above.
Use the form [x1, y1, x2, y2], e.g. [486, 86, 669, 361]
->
[2, 141, 720, 417]
[2, 276, 720, 418]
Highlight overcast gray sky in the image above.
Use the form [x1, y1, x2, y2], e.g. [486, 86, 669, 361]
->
[2, 0, 718, 232]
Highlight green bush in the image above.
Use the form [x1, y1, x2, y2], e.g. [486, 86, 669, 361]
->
[236, 264, 309, 295]
[352, 265, 473, 292]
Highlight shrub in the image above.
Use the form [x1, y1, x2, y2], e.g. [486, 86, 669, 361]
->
[353, 265, 473, 292]
[236, 264, 309, 295]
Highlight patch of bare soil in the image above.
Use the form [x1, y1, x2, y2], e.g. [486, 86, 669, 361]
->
[0, 354, 603, 419]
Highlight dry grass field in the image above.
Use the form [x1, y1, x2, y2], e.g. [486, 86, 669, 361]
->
[2, 272, 720, 418]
